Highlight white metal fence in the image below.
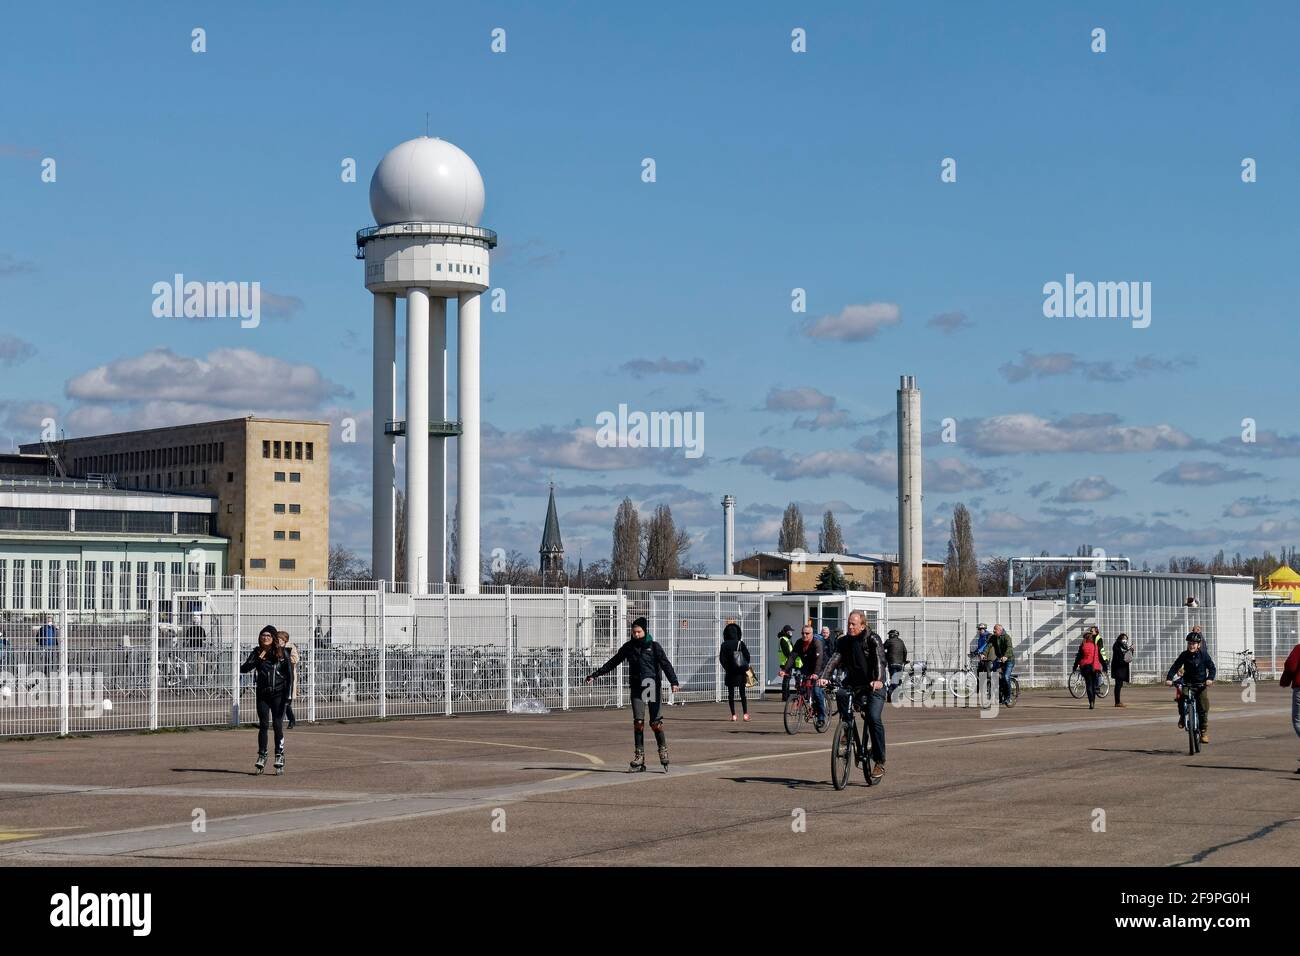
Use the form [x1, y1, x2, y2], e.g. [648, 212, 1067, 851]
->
[1, 573, 1291, 738]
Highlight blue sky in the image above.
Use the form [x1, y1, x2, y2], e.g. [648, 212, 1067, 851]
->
[2, 1, 1298, 572]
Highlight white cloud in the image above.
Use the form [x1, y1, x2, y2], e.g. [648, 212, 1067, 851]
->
[963, 413, 1198, 456]
[1052, 475, 1120, 503]
[801, 302, 900, 342]
[1154, 461, 1261, 485]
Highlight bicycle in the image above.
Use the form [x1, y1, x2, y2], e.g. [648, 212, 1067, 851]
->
[1233, 650, 1258, 682]
[894, 659, 944, 704]
[988, 660, 1020, 707]
[826, 677, 881, 790]
[1177, 681, 1207, 755]
[1068, 667, 1110, 699]
[949, 652, 994, 701]
[783, 671, 829, 734]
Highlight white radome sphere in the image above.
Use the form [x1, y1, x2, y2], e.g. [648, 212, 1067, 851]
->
[369, 136, 486, 227]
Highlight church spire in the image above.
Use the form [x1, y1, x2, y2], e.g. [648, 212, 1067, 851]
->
[539, 484, 565, 586]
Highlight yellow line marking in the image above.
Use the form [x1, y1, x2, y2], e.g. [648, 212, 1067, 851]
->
[0, 832, 42, 843]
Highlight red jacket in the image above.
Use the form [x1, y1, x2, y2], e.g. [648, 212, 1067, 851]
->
[1075, 639, 1100, 669]
[1281, 644, 1300, 688]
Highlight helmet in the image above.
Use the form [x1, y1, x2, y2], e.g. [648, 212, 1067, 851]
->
[977, 623, 988, 630]
[1186, 633, 1202, 644]
[887, 629, 900, 639]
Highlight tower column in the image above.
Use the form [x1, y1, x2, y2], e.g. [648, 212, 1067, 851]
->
[406, 288, 430, 593]
[371, 293, 397, 583]
[428, 297, 448, 586]
[457, 291, 481, 594]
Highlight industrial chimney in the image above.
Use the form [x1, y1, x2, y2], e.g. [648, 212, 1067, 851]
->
[721, 494, 736, 574]
[896, 376, 923, 595]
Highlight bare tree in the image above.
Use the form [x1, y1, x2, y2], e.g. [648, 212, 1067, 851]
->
[581, 558, 617, 590]
[328, 544, 371, 585]
[979, 555, 1010, 596]
[642, 504, 690, 579]
[488, 550, 541, 587]
[779, 502, 807, 552]
[394, 488, 407, 585]
[946, 503, 979, 595]
[817, 509, 845, 554]
[612, 497, 641, 583]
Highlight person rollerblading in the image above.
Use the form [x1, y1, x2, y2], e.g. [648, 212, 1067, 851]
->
[586, 616, 680, 779]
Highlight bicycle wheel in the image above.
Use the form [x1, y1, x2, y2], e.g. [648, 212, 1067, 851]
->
[1068, 670, 1084, 698]
[1096, 672, 1111, 698]
[830, 719, 852, 790]
[784, 694, 807, 735]
[950, 669, 975, 700]
[1005, 677, 1020, 707]
[1186, 698, 1199, 755]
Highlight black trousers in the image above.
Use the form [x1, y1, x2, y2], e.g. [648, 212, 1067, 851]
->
[1080, 665, 1098, 705]
[257, 691, 288, 754]
[727, 685, 748, 715]
[1113, 677, 1125, 704]
[781, 672, 791, 701]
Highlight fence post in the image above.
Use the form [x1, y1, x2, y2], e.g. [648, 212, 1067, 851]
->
[148, 571, 159, 731]
[562, 585, 571, 711]
[443, 585, 452, 717]
[58, 567, 69, 736]
[231, 574, 242, 725]
[378, 584, 387, 719]
[714, 591, 722, 704]
[616, 588, 626, 709]
[505, 585, 513, 713]
[308, 578, 317, 724]
[1268, 608, 1279, 676]
[667, 589, 676, 705]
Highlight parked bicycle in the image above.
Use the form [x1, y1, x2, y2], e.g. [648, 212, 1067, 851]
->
[894, 659, 945, 703]
[1233, 649, 1258, 682]
[827, 677, 881, 790]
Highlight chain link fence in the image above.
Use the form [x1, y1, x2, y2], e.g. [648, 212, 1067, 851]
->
[1, 573, 1289, 738]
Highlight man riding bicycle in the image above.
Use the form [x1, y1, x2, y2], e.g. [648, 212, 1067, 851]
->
[1166, 628, 1216, 744]
[986, 624, 1015, 706]
[817, 610, 887, 780]
[779, 624, 826, 730]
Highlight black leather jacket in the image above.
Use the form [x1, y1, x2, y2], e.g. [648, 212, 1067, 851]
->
[241, 648, 294, 695]
[819, 630, 887, 688]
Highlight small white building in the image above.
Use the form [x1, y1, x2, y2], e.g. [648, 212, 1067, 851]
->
[0, 476, 227, 619]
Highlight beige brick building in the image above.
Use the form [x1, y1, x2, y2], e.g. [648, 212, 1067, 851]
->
[24, 417, 329, 584]
[733, 551, 945, 596]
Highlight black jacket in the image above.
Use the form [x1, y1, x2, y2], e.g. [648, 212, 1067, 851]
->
[1112, 636, 1132, 681]
[785, 637, 821, 677]
[718, 638, 751, 688]
[819, 630, 887, 689]
[590, 635, 679, 691]
[241, 648, 294, 695]
[883, 634, 908, 667]
[1167, 647, 1216, 685]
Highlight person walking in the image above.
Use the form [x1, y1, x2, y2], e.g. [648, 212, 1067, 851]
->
[585, 617, 680, 772]
[240, 624, 294, 774]
[719, 622, 752, 722]
[883, 629, 908, 702]
[1073, 631, 1102, 709]
[777, 625, 795, 701]
[1112, 632, 1133, 707]
[275, 630, 300, 730]
[1280, 639, 1300, 774]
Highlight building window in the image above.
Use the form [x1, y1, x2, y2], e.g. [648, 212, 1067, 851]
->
[205, 562, 216, 588]
[274, 472, 286, 482]
[279, 559, 296, 571]
[13, 560, 25, 611]
[289, 531, 301, 541]
[191, 470, 196, 484]
[289, 504, 301, 514]
[68, 560, 79, 607]
[49, 560, 62, 610]
[263, 440, 270, 458]
[32, 560, 44, 610]
[188, 562, 200, 590]
[295, 441, 303, 460]
[306, 442, 313, 460]
[83, 561, 96, 610]
[274, 503, 286, 514]
[227, 504, 233, 514]
[227, 472, 234, 483]
[154, 561, 166, 600]
[273, 440, 281, 458]
[0, 559, 7, 611]
[201, 469, 206, 483]
[170, 562, 182, 600]
[290, 472, 300, 482]
[136, 562, 149, 608]
[119, 561, 130, 609]
[219, 441, 225, 463]
[274, 530, 286, 540]
[250, 558, 266, 570]
[102, 562, 114, 611]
